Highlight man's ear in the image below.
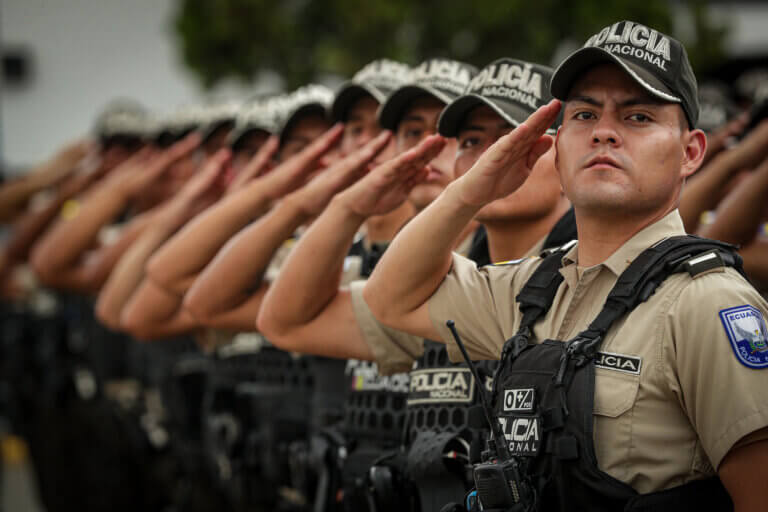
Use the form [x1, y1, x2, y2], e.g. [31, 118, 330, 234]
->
[681, 128, 707, 179]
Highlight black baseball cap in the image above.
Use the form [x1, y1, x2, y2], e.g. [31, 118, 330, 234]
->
[550, 20, 699, 128]
[331, 59, 411, 122]
[276, 84, 334, 142]
[228, 96, 282, 150]
[439, 58, 558, 137]
[378, 58, 478, 130]
[199, 101, 240, 143]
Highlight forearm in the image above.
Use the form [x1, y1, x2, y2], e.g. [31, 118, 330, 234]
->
[365, 180, 480, 323]
[120, 280, 198, 339]
[30, 183, 128, 279]
[679, 152, 743, 232]
[0, 178, 44, 221]
[701, 161, 768, 243]
[146, 179, 274, 288]
[96, 204, 189, 329]
[259, 196, 365, 337]
[184, 198, 309, 320]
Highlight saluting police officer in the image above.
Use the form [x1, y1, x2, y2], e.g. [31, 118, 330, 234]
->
[364, 21, 768, 511]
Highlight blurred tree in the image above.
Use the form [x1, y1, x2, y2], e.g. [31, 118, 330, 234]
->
[173, 0, 729, 90]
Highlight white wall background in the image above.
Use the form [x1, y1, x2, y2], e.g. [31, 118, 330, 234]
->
[0, 0, 258, 173]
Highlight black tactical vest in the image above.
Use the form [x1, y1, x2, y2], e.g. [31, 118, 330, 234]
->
[404, 340, 498, 511]
[475, 236, 740, 512]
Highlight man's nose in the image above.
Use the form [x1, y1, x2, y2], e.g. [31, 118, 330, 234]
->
[591, 115, 622, 147]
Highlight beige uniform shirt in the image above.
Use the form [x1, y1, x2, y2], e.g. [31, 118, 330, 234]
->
[350, 230, 549, 376]
[427, 210, 768, 493]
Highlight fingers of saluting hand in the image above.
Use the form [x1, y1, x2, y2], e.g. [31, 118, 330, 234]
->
[241, 136, 280, 178]
[298, 123, 345, 164]
[179, 148, 231, 200]
[343, 131, 392, 171]
[492, 100, 560, 161]
[149, 132, 202, 172]
[393, 135, 445, 176]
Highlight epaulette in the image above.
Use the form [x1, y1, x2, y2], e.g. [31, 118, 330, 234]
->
[679, 249, 738, 278]
[539, 239, 577, 258]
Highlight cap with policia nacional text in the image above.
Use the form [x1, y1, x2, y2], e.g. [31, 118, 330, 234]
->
[550, 20, 700, 128]
[331, 59, 412, 122]
[275, 84, 334, 141]
[378, 58, 478, 130]
[438, 58, 558, 137]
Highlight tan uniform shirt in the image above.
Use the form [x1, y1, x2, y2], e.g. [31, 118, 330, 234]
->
[427, 210, 768, 493]
[351, 230, 550, 376]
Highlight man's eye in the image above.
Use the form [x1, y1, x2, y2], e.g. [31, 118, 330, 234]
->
[405, 128, 423, 139]
[574, 111, 595, 121]
[459, 137, 481, 149]
[627, 113, 651, 123]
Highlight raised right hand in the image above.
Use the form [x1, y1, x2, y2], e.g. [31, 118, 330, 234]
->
[260, 124, 344, 200]
[104, 133, 201, 200]
[456, 100, 560, 207]
[337, 134, 446, 218]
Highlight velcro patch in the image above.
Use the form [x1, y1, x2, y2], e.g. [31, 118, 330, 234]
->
[720, 305, 768, 369]
[407, 368, 474, 405]
[594, 351, 642, 375]
[503, 388, 535, 412]
[498, 415, 541, 456]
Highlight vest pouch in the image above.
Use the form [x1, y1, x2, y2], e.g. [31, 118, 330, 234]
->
[407, 431, 471, 512]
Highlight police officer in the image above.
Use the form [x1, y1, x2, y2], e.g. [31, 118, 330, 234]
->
[364, 21, 768, 511]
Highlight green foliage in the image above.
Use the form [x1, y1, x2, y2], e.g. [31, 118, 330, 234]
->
[173, 0, 729, 89]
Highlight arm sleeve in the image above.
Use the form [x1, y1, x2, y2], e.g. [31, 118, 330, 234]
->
[667, 268, 768, 469]
[428, 253, 526, 362]
[349, 280, 424, 376]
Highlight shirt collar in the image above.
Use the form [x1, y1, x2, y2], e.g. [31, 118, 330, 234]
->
[561, 210, 686, 276]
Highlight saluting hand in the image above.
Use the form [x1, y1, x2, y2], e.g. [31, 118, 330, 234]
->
[337, 134, 446, 218]
[176, 148, 231, 206]
[225, 135, 280, 193]
[258, 124, 345, 200]
[457, 100, 560, 207]
[286, 131, 392, 216]
[103, 133, 202, 201]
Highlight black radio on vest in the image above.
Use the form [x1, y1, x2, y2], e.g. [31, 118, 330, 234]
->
[448, 236, 741, 512]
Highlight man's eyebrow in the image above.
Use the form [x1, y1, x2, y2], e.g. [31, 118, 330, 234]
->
[566, 95, 664, 108]
[618, 97, 665, 108]
[401, 114, 426, 124]
[566, 95, 601, 106]
[458, 124, 487, 134]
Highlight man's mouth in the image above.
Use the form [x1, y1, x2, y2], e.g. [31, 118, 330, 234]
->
[585, 154, 623, 170]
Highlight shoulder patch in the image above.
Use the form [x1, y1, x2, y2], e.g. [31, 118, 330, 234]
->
[719, 305, 768, 369]
[489, 258, 527, 267]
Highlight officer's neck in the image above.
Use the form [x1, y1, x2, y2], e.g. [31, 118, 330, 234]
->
[574, 207, 672, 267]
[365, 201, 414, 243]
[483, 201, 570, 262]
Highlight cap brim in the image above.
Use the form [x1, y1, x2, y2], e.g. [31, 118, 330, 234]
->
[377, 85, 453, 131]
[279, 103, 329, 140]
[201, 119, 235, 143]
[551, 46, 681, 105]
[331, 83, 384, 122]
